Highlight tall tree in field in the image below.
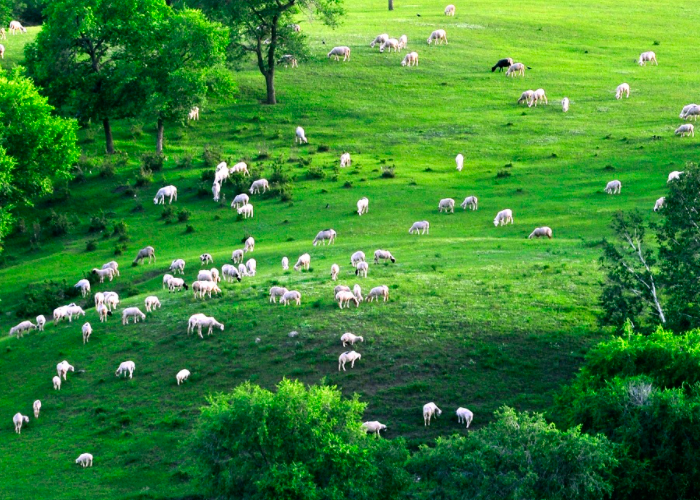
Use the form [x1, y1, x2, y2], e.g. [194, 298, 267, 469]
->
[388, 0, 393, 11]
[193, 0, 344, 104]
[25, 0, 169, 154]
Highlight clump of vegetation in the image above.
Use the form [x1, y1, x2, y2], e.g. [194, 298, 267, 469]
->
[85, 239, 98, 251]
[496, 170, 512, 179]
[177, 208, 191, 222]
[130, 122, 144, 138]
[307, 166, 326, 180]
[141, 152, 165, 172]
[317, 144, 330, 152]
[381, 166, 396, 178]
[135, 166, 153, 187]
[99, 159, 116, 178]
[343, 181, 352, 189]
[185, 224, 195, 234]
[88, 212, 108, 233]
[202, 145, 223, 168]
[15, 279, 80, 318]
[201, 169, 216, 182]
[161, 206, 176, 221]
[29, 222, 42, 249]
[176, 152, 195, 169]
[48, 211, 73, 236]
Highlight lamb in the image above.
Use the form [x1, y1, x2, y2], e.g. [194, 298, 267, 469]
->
[615, 83, 630, 99]
[409, 221, 430, 234]
[294, 253, 311, 271]
[638, 51, 657, 66]
[237, 203, 254, 219]
[313, 229, 337, 246]
[187, 314, 207, 335]
[654, 197, 665, 212]
[193, 316, 224, 338]
[162, 274, 174, 289]
[532, 88, 547, 106]
[133, 246, 156, 265]
[231, 249, 245, 264]
[370, 34, 389, 48]
[562, 97, 570, 113]
[8, 21, 26, 34]
[423, 402, 442, 426]
[91, 267, 114, 283]
[455, 153, 464, 171]
[355, 261, 369, 278]
[9, 320, 36, 338]
[282, 257, 289, 270]
[336, 291, 359, 308]
[328, 46, 351, 61]
[338, 351, 361, 371]
[357, 197, 369, 216]
[367, 285, 389, 302]
[230, 162, 250, 176]
[200, 253, 214, 266]
[103, 292, 120, 310]
[528, 227, 553, 239]
[188, 106, 199, 120]
[169, 259, 186, 275]
[212, 181, 221, 202]
[238, 263, 249, 277]
[192, 281, 222, 299]
[94, 292, 105, 306]
[295, 126, 308, 144]
[64, 305, 86, 323]
[145, 296, 161, 312]
[281, 290, 302, 306]
[362, 421, 387, 437]
[518, 90, 534, 106]
[341, 332, 364, 347]
[493, 209, 514, 226]
[231, 193, 250, 208]
[197, 270, 215, 282]
[380, 38, 399, 53]
[176, 369, 191, 385]
[115, 360, 135, 379]
[331, 264, 340, 281]
[53, 376, 61, 390]
[427, 29, 447, 45]
[675, 124, 694, 137]
[249, 179, 269, 194]
[374, 250, 396, 264]
[13, 413, 29, 434]
[269, 286, 289, 303]
[461, 196, 478, 210]
[52, 306, 70, 324]
[340, 153, 352, 168]
[36, 315, 46, 331]
[222, 264, 242, 282]
[96, 303, 112, 322]
[680, 104, 700, 121]
[246, 259, 257, 276]
[244, 237, 255, 253]
[605, 180, 622, 194]
[401, 51, 419, 67]
[153, 185, 177, 205]
[33, 400, 41, 418]
[444, 4, 456, 15]
[350, 251, 366, 267]
[491, 57, 513, 72]
[334, 285, 351, 296]
[57, 360, 74, 380]
[398, 35, 408, 50]
[82, 322, 93, 344]
[215, 163, 229, 184]
[122, 307, 146, 325]
[439, 198, 455, 213]
[279, 54, 298, 68]
[456, 407, 474, 428]
[101, 261, 120, 277]
[667, 171, 683, 182]
[505, 63, 527, 77]
[354, 284, 363, 301]
[75, 453, 93, 467]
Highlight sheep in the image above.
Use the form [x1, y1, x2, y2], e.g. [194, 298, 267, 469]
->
[101, 261, 120, 277]
[380, 38, 399, 53]
[680, 104, 700, 120]
[97, 303, 112, 322]
[91, 267, 114, 283]
[192, 281, 222, 299]
[444, 4, 456, 15]
[456, 407, 474, 428]
[231, 249, 245, 264]
[290, 23, 301, 32]
[401, 51, 419, 67]
[370, 34, 389, 48]
[145, 296, 161, 312]
[188, 106, 200, 120]
[398, 34, 408, 50]
[357, 197, 369, 216]
[197, 269, 215, 282]
[57, 360, 74, 380]
[63, 305, 86, 323]
[528, 227, 553, 239]
[532, 88, 547, 106]
[33, 400, 41, 418]
[238, 263, 249, 277]
[169, 259, 186, 275]
[82, 322, 93, 344]
[193, 316, 224, 338]
[355, 261, 369, 278]
[605, 180, 622, 194]
[638, 51, 657, 66]
[187, 314, 207, 335]
[246, 259, 257, 276]
[279, 54, 298, 68]
[295, 126, 308, 144]
[231, 193, 250, 208]
[518, 90, 535, 106]
[367, 285, 389, 302]
[455, 153, 464, 171]
[281, 290, 302, 306]
[115, 361, 135, 379]
[362, 421, 387, 437]
[409, 220, 430, 234]
[9, 320, 36, 338]
[331, 264, 340, 281]
[176, 369, 191, 385]
[615, 83, 630, 99]
[313, 229, 337, 246]
[493, 209, 514, 226]
[334, 285, 351, 296]
[200, 253, 214, 266]
[215, 163, 229, 184]
[427, 29, 447, 45]
[244, 237, 255, 253]
[562, 97, 570, 113]
[75, 453, 93, 467]
[460, 196, 478, 210]
[222, 264, 242, 282]
[153, 185, 177, 205]
[336, 291, 359, 308]
[237, 203, 254, 219]
[439, 198, 455, 213]
[13, 413, 29, 434]
[351, 251, 366, 267]
[423, 402, 442, 426]
[36, 315, 46, 332]
[211, 268, 221, 283]
[133, 246, 156, 265]
[122, 307, 146, 325]
[162, 274, 174, 289]
[675, 124, 695, 137]
[328, 46, 351, 61]
[282, 257, 289, 270]
[0, 28, 5, 40]
[668, 171, 683, 182]
[341, 332, 364, 347]
[52, 306, 70, 325]
[8, 21, 26, 34]
[374, 250, 396, 264]
[53, 376, 61, 390]
[353, 283, 362, 301]
[249, 179, 269, 194]
[338, 351, 361, 371]
[269, 286, 289, 303]
[506, 63, 527, 77]
[103, 292, 120, 310]
[491, 57, 513, 72]
[654, 197, 665, 212]
[230, 162, 250, 176]
[340, 152, 352, 168]
[294, 253, 311, 271]
[212, 181, 221, 202]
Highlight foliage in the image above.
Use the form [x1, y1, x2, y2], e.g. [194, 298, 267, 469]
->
[135, 166, 153, 187]
[48, 211, 73, 236]
[9, 0, 45, 24]
[141, 152, 165, 172]
[15, 279, 80, 318]
[88, 212, 108, 233]
[177, 208, 191, 222]
[202, 145, 223, 168]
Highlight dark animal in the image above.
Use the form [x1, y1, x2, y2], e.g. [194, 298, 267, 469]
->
[491, 58, 513, 72]
[416, 13, 421, 16]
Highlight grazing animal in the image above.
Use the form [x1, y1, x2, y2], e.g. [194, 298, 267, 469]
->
[9, 320, 37, 338]
[562, 97, 570, 112]
[444, 4, 456, 15]
[328, 46, 351, 61]
[397, 34, 408, 50]
[615, 83, 630, 99]
[654, 197, 665, 212]
[341, 332, 364, 346]
[401, 51, 419, 67]
[231, 193, 250, 208]
[168, 278, 188, 292]
[115, 361, 136, 379]
[367, 285, 389, 302]
[82, 322, 93, 344]
[380, 38, 399, 53]
[680, 104, 700, 121]
[76, 453, 93, 467]
[8, 21, 26, 34]
[188, 107, 199, 120]
[53, 376, 61, 390]
[176, 369, 191, 385]
[244, 237, 255, 253]
[0, 28, 5, 40]
[353, 284, 363, 303]
[249, 179, 269, 194]
[638, 51, 657, 66]
[97, 304, 112, 322]
[456, 407, 474, 428]
[338, 351, 361, 371]
[145, 296, 161, 312]
[370, 34, 389, 48]
[279, 54, 298, 68]
[36, 315, 46, 331]
[230, 162, 250, 176]
[169, 259, 186, 275]
[351, 251, 366, 267]
[675, 124, 694, 137]
[222, 264, 242, 283]
[13, 413, 29, 434]
[667, 171, 683, 182]
[122, 307, 146, 325]
[439, 198, 455, 213]
[374, 250, 396, 264]
[200, 253, 214, 266]
[293, 254, 311, 271]
[455, 153, 464, 171]
[295, 126, 308, 144]
[491, 57, 513, 72]
[269, 286, 289, 303]
[355, 261, 369, 278]
[102, 261, 120, 277]
[57, 360, 74, 380]
[153, 185, 177, 205]
[528, 227, 553, 239]
[357, 197, 369, 216]
[340, 152, 352, 168]
[231, 249, 245, 264]
[331, 264, 340, 281]
[336, 291, 359, 309]
[427, 29, 447, 45]
[362, 421, 387, 437]
[33, 400, 41, 418]
[460, 196, 478, 210]
[237, 204, 254, 219]
[518, 90, 535, 106]
[494, 209, 514, 226]
[313, 229, 337, 246]
[605, 180, 622, 194]
[281, 290, 302, 306]
[506, 63, 527, 77]
[423, 402, 442, 426]
[532, 88, 547, 106]
[133, 246, 156, 265]
[212, 181, 221, 202]
[409, 220, 430, 234]
[192, 316, 224, 338]
[282, 257, 289, 270]
[91, 268, 115, 283]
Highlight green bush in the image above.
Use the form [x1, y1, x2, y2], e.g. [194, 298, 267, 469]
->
[161, 206, 175, 221]
[112, 220, 129, 237]
[381, 166, 395, 178]
[202, 145, 223, 168]
[48, 211, 72, 236]
[88, 212, 108, 233]
[15, 280, 80, 318]
[307, 166, 325, 179]
[176, 152, 195, 169]
[85, 239, 98, 251]
[177, 209, 191, 223]
[135, 166, 153, 187]
[141, 152, 165, 172]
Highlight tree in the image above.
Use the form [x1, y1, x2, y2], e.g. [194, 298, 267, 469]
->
[186, 379, 410, 500]
[192, 0, 344, 104]
[388, 0, 393, 11]
[0, 68, 79, 252]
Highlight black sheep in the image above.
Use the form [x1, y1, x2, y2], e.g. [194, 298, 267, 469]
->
[491, 57, 513, 72]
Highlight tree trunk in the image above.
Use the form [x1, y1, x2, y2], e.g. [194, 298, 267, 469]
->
[265, 71, 276, 105]
[103, 117, 115, 154]
[156, 117, 164, 154]
[388, 0, 394, 11]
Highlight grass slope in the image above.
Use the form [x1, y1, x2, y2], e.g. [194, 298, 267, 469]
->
[1, 1, 697, 498]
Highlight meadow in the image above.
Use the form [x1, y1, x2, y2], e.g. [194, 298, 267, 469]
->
[1, 0, 698, 497]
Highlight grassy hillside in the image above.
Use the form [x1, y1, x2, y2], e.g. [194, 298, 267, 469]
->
[1, 1, 697, 498]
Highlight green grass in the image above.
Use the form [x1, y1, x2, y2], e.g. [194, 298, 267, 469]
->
[0, 1, 695, 497]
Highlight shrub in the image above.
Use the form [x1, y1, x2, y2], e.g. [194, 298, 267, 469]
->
[270, 163, 291, 185]
[343, 181, 352, 189]
[307, 166, 326, 180]
[162, 206, 176, 221]
[112, 220, 129, 237]
[48, 211, 72, 236]
[141, 152, 165, 172]
[88, 212, 108, 233]
[86, 239, 98, 251]
[16, 280, 80, 318]
[177, 152, 195, 169]
[279, 185, 293, 202]
[381, 166, 396, 178]
[185, 224, 195, 234]
[201, 169, 216, 182]
[130, 122, 144, 138]
[135, 166, 153, 187]
[30, 222, 42, 248]
[113, 151, 130, 167]
[197, 184, 210, 198]
[99, 160, 116, 178]
[202, 145, 223, 168]
[177, 209, 191, 223]
[317, 144, 330, 152]
[496, 170, 512, 179]
[117, 181, 136, 197]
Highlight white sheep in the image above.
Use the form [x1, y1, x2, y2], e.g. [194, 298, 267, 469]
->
[638, 51, 657, 66]
[238, 263, 249, 277]
[380, 38, 399, 53]
[115, 360, 135, 379]
[33, 400, 41, 418]
[281, 290, 302, 306]
[231, 193, 250, 208]
[187, 314, 207, 335]
[269, 286, 289, 303]
[102, 261, 120, 277]
[212, 181, 221, 202]
[370, 34, 389, 48]
[331, 264, 340, 281]
[654, 197, 665, 212]
[82, 322, 93, 344]
[423, 402, 442, 426]
[52, 306, 70, 325]
[350, 250, 366, 267]
[334, 285, 351, 296]
[197, 269, 215, 282]
[294, 253, 311, 271]
[246, 259, 257, 276]
[328, 46, 351, 61]
[279, 54, 298, 68]
[162, 274, 174, 289]
[295, 126, 308, 144]
[427, 29, 447, 45]
[103, 292, 120, 310]
[615, 83, 630, 99]
[680, 104, 700, 121]
[460, 196, 478, 210]
[176, 369, 191, 385]
[455, 153, 464, 171]
[8, 21, 26, 34]
[188, 106, 199, 120]
[367, 285, 389, 302]
[57, 360, 74, 380]
[0, 28, 4, 41]
[444, 4, 456, 15]
[9, 320, 36, 338]
[13, 413, 29, 434]
[357, 197, 369, 216]
[401, 51, 419, 67]
[249, 179, 269, 194]
[64, 305, 86, 323]
[518, 90, 534, 106]
[97, 303, 112, 322]
[91, 267, 114, 283]
[215, 162, 229, 184]
[145, 296, 161, 312]
[237, 203, 254, 219]
[439, 198, 455, 213]
[200, 253, 214, 266]
[605, 180, 622, 194]
[53, 376, 61, 390]
[193, 316, 224, 338]
[122, 307, 146, 325]
[409, 220, 430, 234]
[75, 453, 93, 467]
[398, 34, 408, 50]
[341, 332, 364, 347]
[336, 291, 359, 308]
[675, 124, 694, 137]
[153, 185, 177, 205]
[133, 246, 156, 265]
[314, 229, 337, 246]
[456, 407, 473, 428]
[231, 249, 245, 264]
[338, 351, 361, 371]
[281, 256, 289, 272]
[169, 259, 186, 275]
[528, 227, 553, 239]
[667, 171, 683, 182]
[374, 250, 396, 264]
[36, 315, 46, 331]
[340, 152, 352, 168]
[192, 281, 222, 299]
[562, 97, 570, 113]
[362, 421, 387, 437]
[230, 162, 250, 176]
[355, 261, 369, 278]
[532, 88, 547, 106]
[493, 209, 514, 226]
[222, 264, 242, 282]
[244, 237, 255, 253]
[506, 63, 526, 77]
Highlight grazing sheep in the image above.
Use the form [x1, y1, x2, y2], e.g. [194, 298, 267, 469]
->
[75, 453, 93, 467]
[427, 29, 447, 45]
[222, 264, 242, 282]
[680, 104, 700, 121]
[334, 285, 351, 296]
[444, 4, 456, 15]
[605, 180, 622, 194]
[493, 209, 514, 226]
[460, 196, 478, 210]
[187, 314, 207, 335]
[238, 263, 249, 278]
[269, 286, 289, 303]
[439, 198, 455, 213]
[336, 291, 359, 308]
[615, 83, 630, 99]
[63, 305, 86, 323]
[354, 283, 364, 301]
[188, 106, 199, 120]
[370, 34, 389, 48]
[491, 57, 514, 72]
[82, 322, 93, 344]
[237, 203, 254, 219]
[249, 179, 269, 194]
[675, 124, 695, 137]
[215, 162, 229, 184]
[212, 181, 221, 202]
[532, 88, 547, 106]
[355, 261, 369, 278]
[380, 38, 399, 53]
[103, 292, 120, 311]
[245, 259, 257, 276]
[9, 320, 37, 338]
[97, 303, 112, 322]
[409, 220, 430, 234]
[57, 360, 74, 380]
[153, 185, 177, 205]
[91, 268, 114, 283]
[341, 332, 364, 347]
[192, 280, 222, 299]
[133, 246, 156, 265]
[654, 197, 665, 212]
[122, 307, 146, 325]
[290, 23, 301, 32]
[282, 256, 290, 270]
[200, 254, 213, 266]
[340, 152, 352, 168]
[94, 292, 105, 308]
[33, 400, 41, 418]
[52, 306, 70, 325]
[455, 153, 464, 171]
[313, 229, 337, 246]
[36, 315, 46, 332]
[506, 63, 527, 77]
[115, 361, 135, 379]
[357, 197, 369, 216]
[197, 270, 215, 282]
[295, 126, 308, 144]
[367, 285, 389, 302]
[281, 290, 302, 306]
[528, 227, 553, 239]
[231, 249, 245, 264]
[456, 407, 474, 428]
[562, 97, 570, 112]
[169, 259, 186, 275]
[518, 90, 534, 106]
[101, 261, 120, 277]
[362, 421, 387, 437]
[401, 51, 419, 67]
[423, 402, 442, 426]
[638, 51, 657, 66]
[53, 376, 61, 390]
[230, 162, 250, 176]
[145, 296, 161, 312]
[331, 264, 340, 281]
[162, 274, 174, 289]
[338, 351, 361, 371]
[231, 193, 250, 208]
[294, 253, 311, 271]
[176, 369, 191, 385]
[351, 250, 366, 267]
[668, 171, 683, 182]
[374, 250, 396, 264]
[244, 237, 255, 253]
[13, 413, 29, 434]
[279, 54, 298, 68]
[398, 34, 408, 50]
[328, 46, 351, 61]
[8, 21, 26, 34]
[193, 316, 224, 338]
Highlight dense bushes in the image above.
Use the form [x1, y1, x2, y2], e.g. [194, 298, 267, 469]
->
[15, 279, 80, 318]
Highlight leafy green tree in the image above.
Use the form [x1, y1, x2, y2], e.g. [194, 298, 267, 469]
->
[186, 379, 410, 500]
[0, 68, 79, 252]
[0, 0, 12, 26]
[408, 406, 616, 500]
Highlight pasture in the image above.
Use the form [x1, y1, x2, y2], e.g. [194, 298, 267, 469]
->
[0, 0, 697, 497]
